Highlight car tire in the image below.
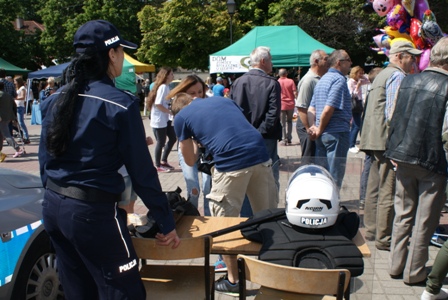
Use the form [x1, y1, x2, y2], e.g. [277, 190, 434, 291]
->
[12, 231, 64, 300]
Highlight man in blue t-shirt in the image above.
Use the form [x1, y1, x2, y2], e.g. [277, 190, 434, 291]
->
[308, 49, 352, 189]
[212, 77, 225, 96]
[172, 94, 278, 292]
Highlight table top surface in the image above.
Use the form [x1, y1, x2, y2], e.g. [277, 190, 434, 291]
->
[176, 216, 371, 257]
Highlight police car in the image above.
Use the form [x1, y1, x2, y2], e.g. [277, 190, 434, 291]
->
[0, 168, 63, 299]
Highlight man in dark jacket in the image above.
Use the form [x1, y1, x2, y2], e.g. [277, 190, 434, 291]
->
[230, 46, 282, 190]
[384, 37, 448, 286]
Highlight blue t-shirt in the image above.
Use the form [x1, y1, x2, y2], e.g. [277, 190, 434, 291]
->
[309, 68, 351, 133]
[174, 97, 269, 172]
[212, 84, 224, 97]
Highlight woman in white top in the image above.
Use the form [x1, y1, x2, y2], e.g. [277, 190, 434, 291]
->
[347, 66, 369, 153]
[147, 67, 177, 172]
[14, 76, 30, 145]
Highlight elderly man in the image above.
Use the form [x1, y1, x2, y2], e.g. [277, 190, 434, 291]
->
[359, 41, 423, 251]
[308, 49, 353, 190]
[384, 37, 448, 287]
[296, 49, 330, 164]
[230, 46, 282, 189]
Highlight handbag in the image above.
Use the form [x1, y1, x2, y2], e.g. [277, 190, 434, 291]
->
[197, 147, 214, 175]
[351, 94, 363, 114]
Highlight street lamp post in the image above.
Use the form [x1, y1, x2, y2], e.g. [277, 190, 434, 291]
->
[226, 0, 236, 44]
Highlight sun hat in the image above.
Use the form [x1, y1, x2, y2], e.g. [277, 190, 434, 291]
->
[73, 20, 137, 53]
[389, 40, 423, 55]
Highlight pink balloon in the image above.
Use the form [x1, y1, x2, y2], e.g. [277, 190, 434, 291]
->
[418, 48, 430, 71]
[373, 0, 395, 16]
[414, 0, 429, 21]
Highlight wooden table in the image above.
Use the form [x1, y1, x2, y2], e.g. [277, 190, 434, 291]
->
[176, 216, 371, 257]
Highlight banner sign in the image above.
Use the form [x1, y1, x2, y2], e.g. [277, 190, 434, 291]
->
[209, 56, 250, 73]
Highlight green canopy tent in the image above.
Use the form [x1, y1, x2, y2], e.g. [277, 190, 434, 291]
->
[0, 58, 30, 76]
[209, 26, 334, 73]
[115, 53, 155, 93]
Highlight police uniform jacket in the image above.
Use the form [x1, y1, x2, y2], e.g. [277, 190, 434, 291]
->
[39, 76, 175, 234]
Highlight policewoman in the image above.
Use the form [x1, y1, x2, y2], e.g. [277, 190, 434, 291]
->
[38, 20, 180, 299]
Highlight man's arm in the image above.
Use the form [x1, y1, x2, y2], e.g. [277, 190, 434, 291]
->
[179, 138, 199, 166]
[298, 107, 310, 130]
[442, 103, 448, 163]
[315, 105, 335, 138]
[263, 82, 281, 134]
[385, 71, 405, 121]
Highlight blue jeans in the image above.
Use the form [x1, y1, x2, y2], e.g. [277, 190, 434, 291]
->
[315, 131, 349, 190]
[264, 138, 280, 190]
[16, 106, 29, 140]
[240, 196, 253, 217]
[360, 154, 372, 200]
[349, 112, 362, 148]
[178, 150, 211, 216]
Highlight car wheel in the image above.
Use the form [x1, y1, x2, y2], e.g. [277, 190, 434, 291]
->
[12, 231, 64, 300]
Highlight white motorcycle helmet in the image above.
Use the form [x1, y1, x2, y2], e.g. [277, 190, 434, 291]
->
[285, 164, 340, 228]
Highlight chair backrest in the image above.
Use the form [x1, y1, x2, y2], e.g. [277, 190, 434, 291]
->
[237, 254, 351, 300]
[132, 235, 213, 300]
[132, 235, 212, 260]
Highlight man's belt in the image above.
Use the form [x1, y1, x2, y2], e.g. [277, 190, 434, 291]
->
[47, 178, 121, 203]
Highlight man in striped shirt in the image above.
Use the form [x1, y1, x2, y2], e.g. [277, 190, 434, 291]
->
[308, 49, 352, 189]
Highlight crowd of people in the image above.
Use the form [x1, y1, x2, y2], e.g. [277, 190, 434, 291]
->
[2, 18, 448, 299]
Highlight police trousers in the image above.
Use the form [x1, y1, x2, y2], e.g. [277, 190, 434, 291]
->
[42, 189, 145, 300]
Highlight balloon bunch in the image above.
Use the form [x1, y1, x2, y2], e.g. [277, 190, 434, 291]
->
[365, 0, 446, 70]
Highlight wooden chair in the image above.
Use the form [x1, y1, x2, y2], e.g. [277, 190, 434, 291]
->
[237, 254, 351, 300]
[132, 235, 214, 300]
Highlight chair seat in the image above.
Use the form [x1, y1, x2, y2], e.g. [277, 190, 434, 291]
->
[140, 264, 214, 300]
[254, 286, 340, 299]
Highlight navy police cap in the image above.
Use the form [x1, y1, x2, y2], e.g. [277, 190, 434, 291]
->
[73, 20, 137, 53]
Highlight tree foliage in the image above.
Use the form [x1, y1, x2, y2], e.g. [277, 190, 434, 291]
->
[1, 0, 448, 72]
[137, 0, 245, 70]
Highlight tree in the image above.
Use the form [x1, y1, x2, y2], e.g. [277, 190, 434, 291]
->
[267, 0, 384, 66]
[38, 0, 83, 63]
[39, 0, 145, 63]
[137, 0, 244, 70]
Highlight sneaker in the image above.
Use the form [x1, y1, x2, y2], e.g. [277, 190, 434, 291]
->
[13, 149, 24, 158]
[214, 259, 227, 272]
[421, 288, 448, 300]
[156, 166, 171, 173]
[431, 227, 448, 247]
[214, 275, 239, 295]
[349, 146, 360, 154]
[0, 153, 6, 162]
[160, 162, 175, 170]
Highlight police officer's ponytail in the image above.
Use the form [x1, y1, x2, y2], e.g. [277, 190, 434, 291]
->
[46, 49, 110, 157]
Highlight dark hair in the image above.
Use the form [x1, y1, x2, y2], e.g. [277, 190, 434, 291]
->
[46, 48, 113, 157]
[0, 69, 6, 78]
[14, 76, 24, 87]
[146, 67, 172, 108]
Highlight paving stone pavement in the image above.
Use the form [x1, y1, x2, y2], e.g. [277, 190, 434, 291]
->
[2, 114, 447, 299]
